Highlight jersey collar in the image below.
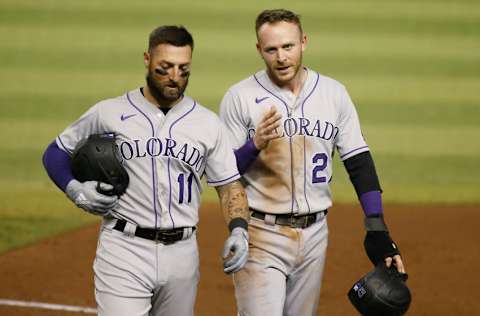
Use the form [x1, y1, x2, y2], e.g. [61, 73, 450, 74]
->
[254, 67, 318, 109]
[127, 88, 193, 118]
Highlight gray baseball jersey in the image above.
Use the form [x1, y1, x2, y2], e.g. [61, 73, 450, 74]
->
[57, 88, 240, 228]
[220, 68, 368, 316]
[219, 68, 369, 214]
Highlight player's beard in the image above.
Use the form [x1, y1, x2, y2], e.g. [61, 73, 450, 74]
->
[146, 70, 188, 105]
[267, 56, 303, 87]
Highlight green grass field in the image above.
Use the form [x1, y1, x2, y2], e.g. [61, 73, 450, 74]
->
[1, 0, 479, 252]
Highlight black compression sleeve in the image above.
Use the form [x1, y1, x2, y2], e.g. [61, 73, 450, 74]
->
[343, 151, 382, 198]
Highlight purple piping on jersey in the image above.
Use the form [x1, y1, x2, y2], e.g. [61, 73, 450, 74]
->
[207, 173, 240, 184]
[167, 100, 197, 229]
[340, 146, 369, 159]
[253, 74, 296, 213]
[57, 136, 73, 155]
[253, 75, 289, 113]
[288, 138, 295, 213]
[301, 72, 320, 214]
[126, 91, 161, 228]
[166, 158, 175, 227]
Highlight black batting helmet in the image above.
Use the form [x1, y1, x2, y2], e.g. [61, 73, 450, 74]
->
[71, 134, 129, 196]
[348, 263, 411, 316]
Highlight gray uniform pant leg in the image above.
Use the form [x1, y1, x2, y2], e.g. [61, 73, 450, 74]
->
[233, 216, 328, 316]
[94, 225, 199, 316]
[283, 219, 328, 316]
[150, 243, 199, 316]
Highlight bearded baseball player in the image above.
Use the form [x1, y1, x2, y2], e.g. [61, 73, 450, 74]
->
[219, 9, 406, 316]
[42, 25, 250, 316]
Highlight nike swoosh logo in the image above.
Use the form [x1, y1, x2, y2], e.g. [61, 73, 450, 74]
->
[255, 96, 270, 104]
[121, 114, 137, 121]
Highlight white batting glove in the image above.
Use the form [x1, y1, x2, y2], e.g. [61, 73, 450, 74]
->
[65, 179, 119, 216]
[222, 227, 249, 274]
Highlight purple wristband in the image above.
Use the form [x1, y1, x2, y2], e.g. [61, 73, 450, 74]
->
[360, 190, 383, 217]
[234, 139, 260, 175]
[42, 141, 74, 192]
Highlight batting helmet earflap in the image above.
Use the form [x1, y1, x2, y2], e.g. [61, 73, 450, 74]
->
[348, 263, 411, 316]
[71, 134, 129, 196]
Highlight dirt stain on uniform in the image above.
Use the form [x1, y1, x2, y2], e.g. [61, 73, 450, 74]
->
[291, 135, 306, 180]
[277, 224, 300, 242]
[248, 137, 291, 204]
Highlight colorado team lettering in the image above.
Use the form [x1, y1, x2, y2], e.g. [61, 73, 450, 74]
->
[249, 117, 339, 141]
[118, 137, 204, 171]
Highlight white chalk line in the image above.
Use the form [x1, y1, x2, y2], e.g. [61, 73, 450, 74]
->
[0, 299, 97, 314]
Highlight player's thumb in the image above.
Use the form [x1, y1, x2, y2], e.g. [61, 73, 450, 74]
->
[98, 182, 114, 191]
[222, 239, 234, 259]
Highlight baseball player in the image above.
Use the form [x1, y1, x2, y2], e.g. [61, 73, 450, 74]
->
[219, 9, 406, 316]
[42, 25, 250, 316]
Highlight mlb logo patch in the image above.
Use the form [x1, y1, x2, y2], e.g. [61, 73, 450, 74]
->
[353, 283, 367, 299]
[353, 283, 361, 291]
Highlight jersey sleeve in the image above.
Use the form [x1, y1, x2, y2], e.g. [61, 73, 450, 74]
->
[335, 87, 369, 160]
[218, 89, 249, 149]
[55, 103, 103, 155]
[204, 120, 241, 187]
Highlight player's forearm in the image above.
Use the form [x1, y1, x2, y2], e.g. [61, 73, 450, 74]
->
[343, 152, 403, 265]
[343, 151, 383, 216]
[42, 141, 75, 192]
[234, 139, 260, 174]
[215, 180, 250, 231]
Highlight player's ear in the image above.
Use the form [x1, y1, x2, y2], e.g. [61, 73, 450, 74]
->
[301, 33, 307, 52]
[256, 42, 261, 55]
[143, 52, 150, 68]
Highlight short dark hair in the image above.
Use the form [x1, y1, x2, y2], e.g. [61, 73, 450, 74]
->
[148, 25, 194, 52]
[255, 9, 302, 34]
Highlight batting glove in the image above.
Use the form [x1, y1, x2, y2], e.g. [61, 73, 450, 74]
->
[222, 227, 249, 274]
[65, 179, 119, 216]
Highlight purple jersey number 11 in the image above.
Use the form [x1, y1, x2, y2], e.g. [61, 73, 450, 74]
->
[177, 172, 194, 204]
[312, 153, 327, 183]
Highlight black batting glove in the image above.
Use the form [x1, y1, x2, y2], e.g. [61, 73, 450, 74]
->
[364, 231, 400, 265]
[363, 215, 401, 265]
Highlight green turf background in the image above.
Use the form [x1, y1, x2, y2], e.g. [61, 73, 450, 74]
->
[1, 0, 479, 252]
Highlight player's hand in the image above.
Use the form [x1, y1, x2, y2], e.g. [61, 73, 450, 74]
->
[386, 254, 406, 274]
[253, 106, 282, 150]
[65, 179, 119, 216]
[222, 227, 249, 274]
[364, 231, 403, 270]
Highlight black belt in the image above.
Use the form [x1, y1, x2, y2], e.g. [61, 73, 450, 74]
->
[113, 219, 195, 244]
[250, 209, 327, 229]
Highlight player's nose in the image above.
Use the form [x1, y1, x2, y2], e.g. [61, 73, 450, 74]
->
[276, 50, 288, 63]
[169, 67, 180, 81]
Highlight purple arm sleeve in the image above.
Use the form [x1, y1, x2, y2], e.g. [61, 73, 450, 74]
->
[42, 141, 74, 192]
[234, 139, 260, 175]
[359, 190, 383, 217]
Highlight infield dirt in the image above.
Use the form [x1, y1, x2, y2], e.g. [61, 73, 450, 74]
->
[0, 204, 478, 315]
